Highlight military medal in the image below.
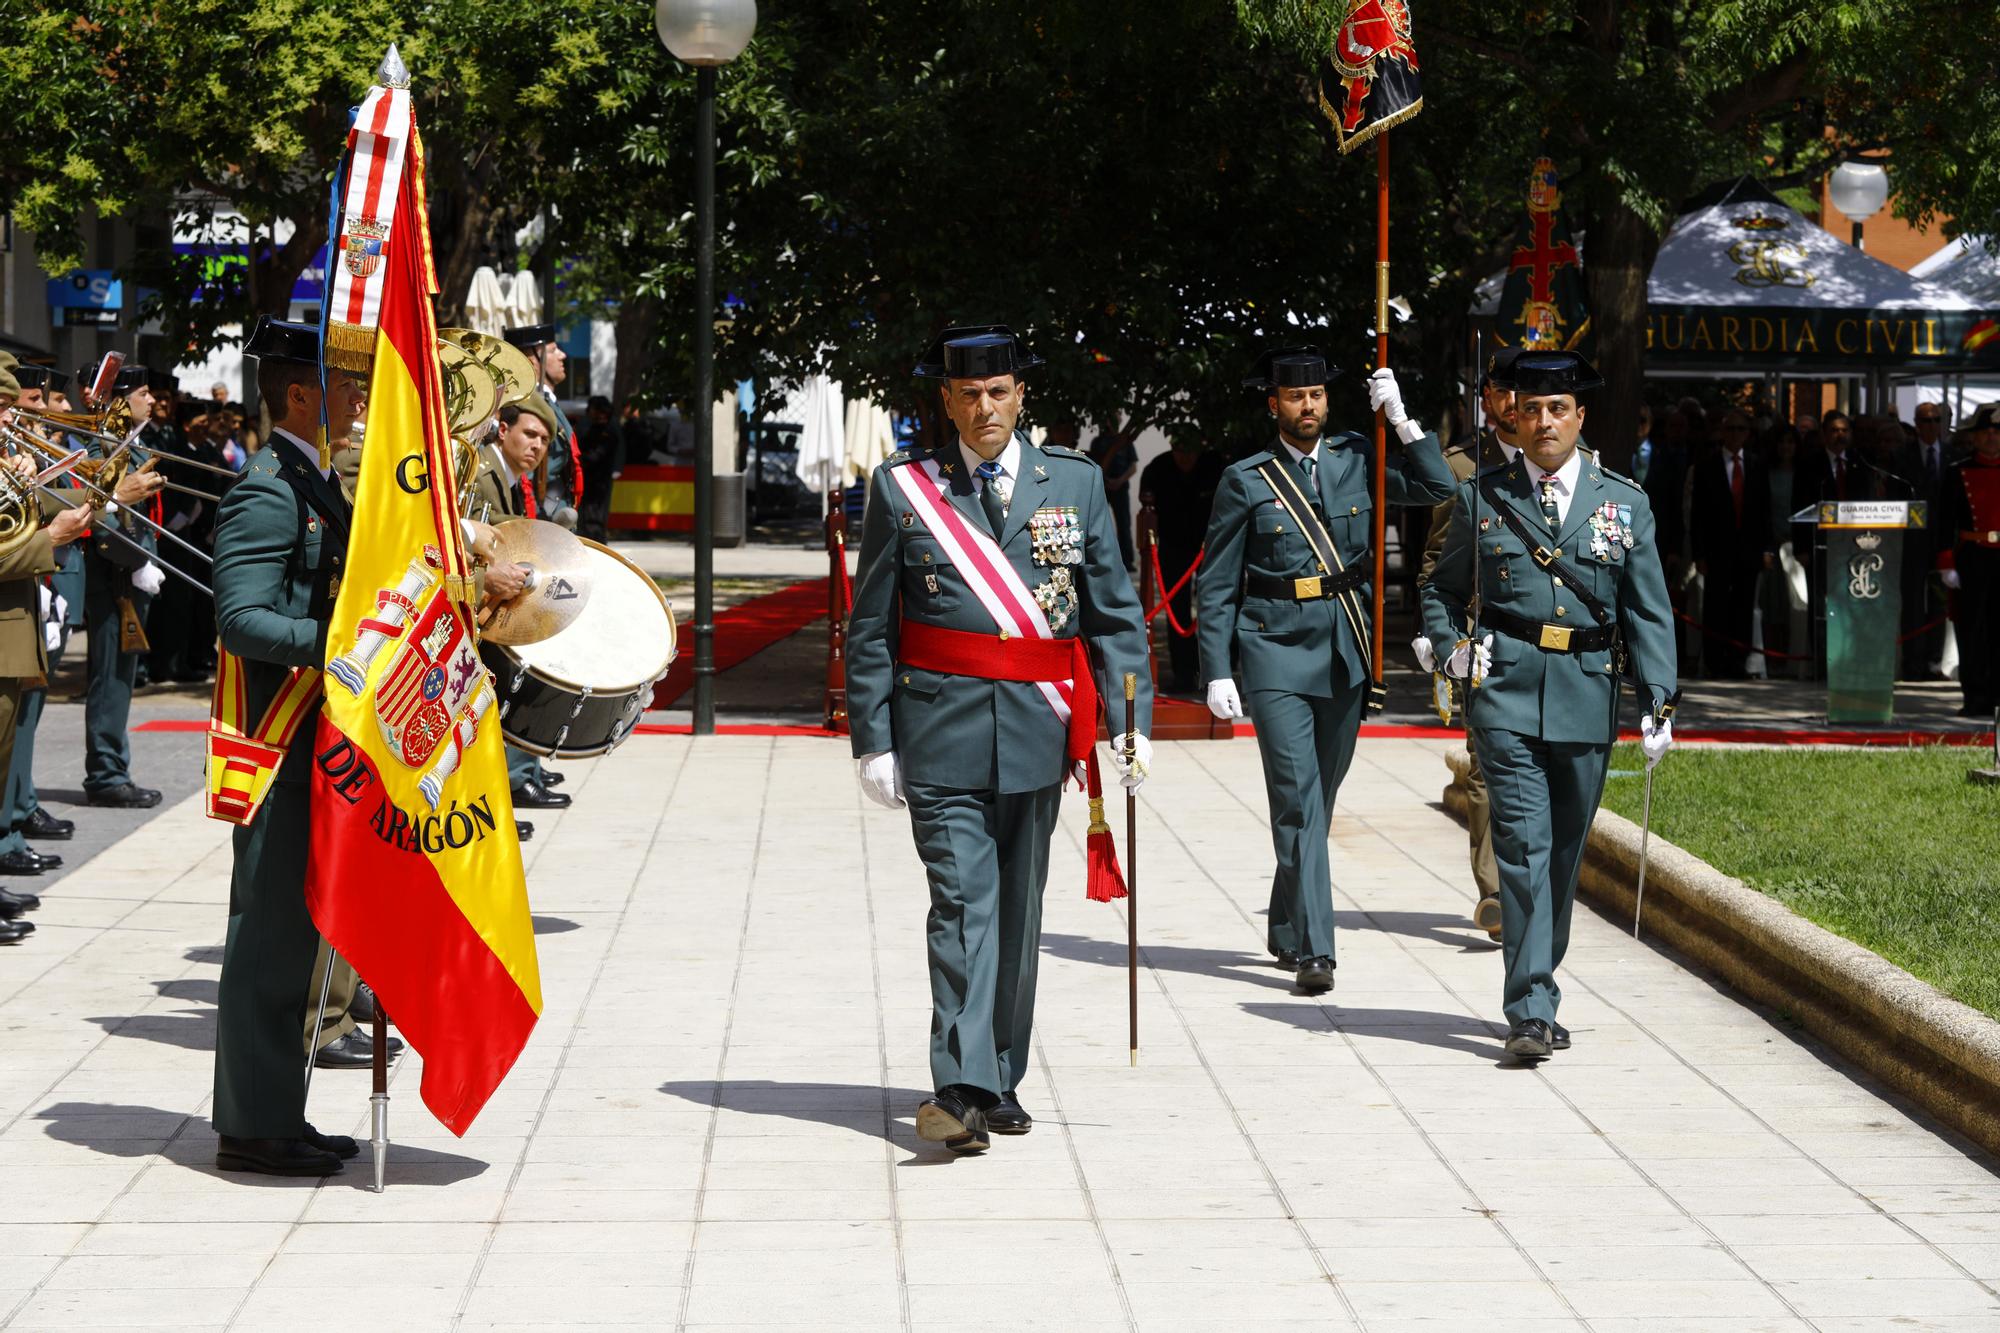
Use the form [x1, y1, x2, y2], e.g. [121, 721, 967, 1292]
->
[1033, 565, 1078, 632]
[1030, 506, 1083, 567]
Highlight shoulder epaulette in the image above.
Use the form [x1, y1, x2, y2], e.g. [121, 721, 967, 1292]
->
[1596, 465, 1645, 492]
[882, 449, 918, 468]
[1039, 444, 1090, 461]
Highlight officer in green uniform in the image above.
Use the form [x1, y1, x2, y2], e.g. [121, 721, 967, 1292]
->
[3, 367, 79, 855]
[467, 397, 567, 811]
[79, 362, 168, 809]
[210, 318, 366, 1175]
[1197, 348, 1453, 992]
[847, 326, 1152, 1154]
[501, 323, 581, 520]
[1416, 350, 1525, 940]
[1420, 351, 1678, 1060]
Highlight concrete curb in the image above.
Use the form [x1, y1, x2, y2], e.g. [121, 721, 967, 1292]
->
[1441, 748, 2000, 1154]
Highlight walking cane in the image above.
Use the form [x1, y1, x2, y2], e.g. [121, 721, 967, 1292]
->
[371, 1003, 391, 1192]
[1124, 673, 1138, 1067]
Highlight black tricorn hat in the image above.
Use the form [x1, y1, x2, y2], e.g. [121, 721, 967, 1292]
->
[1971, 402, 2000, 431]
[913, 324, 1044, 380]
[1496, 350, 1604, 397]
[1243, 345, 1336, 391]
[1480, 346, 1525, 390]
[502, 322, 558, 351]
[86, 358, 149, 396]
[12, 365, 64, 392]
[243, 317, 322, 367]
[146, 368, 179, 395]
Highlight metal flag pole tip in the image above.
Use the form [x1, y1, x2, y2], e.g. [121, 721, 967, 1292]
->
[370, 1008, 390, 1192]
[376, 43, 410, 88]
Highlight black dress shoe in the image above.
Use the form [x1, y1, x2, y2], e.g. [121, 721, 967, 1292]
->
[352, 981, 379, 1025]
[915, 1087, 991, 1154]
[1295, 956, 1335, 993]
[303, 1122, 361, 1160]
[988, 1091, 1032, 1136]
[512, 780, 571, 810]
[24, 808, 74, 841]
[1271, 949, 1298, 969]
[1551, 1023, 1571, 1051]
[314, 1027, 406, 1069]
[516, 820, 534, 841]
[0, 887, 40, 911]
[87, 783, 162, 809]
[216, 1135, 342, 1176]
[1505, 1019, 1553, 1061]
[541, 769, 566, 788]
[0, 848, 59, 875]
[0, 919, 30, 943]
[0, 894, 26, 921]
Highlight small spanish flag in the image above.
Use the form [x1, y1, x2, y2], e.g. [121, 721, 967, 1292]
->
[1963, 319, 1999, 354]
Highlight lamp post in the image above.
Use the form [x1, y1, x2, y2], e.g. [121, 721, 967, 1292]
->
[1829, 160, 1889, 251]
[657, 0, 757, 736]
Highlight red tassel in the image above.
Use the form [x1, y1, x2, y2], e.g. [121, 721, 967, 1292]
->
[1084, 751, 1126, 902]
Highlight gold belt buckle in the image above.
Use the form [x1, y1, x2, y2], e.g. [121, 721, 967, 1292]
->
[1538, 623, 1572, 651]
[1987, 531, 1999, 544]
[1294, 575, 1322, 599]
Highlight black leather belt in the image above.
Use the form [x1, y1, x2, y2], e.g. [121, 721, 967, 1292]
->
[1480, 605, 1615, 654]
[1247, 563, 1369, 602]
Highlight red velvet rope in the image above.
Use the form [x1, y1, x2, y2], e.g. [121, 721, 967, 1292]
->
[1145, 543, 1201, 638]
[1673, 609, 1948, 663]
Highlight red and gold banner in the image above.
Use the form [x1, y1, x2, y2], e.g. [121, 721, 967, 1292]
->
[308, 116, 540, 1137]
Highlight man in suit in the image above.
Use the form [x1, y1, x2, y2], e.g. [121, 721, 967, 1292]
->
[846, 325, 1151, 1154]
[0, 366, 93, 943]
[1421, 351, 1678, 1060]
[1137, 427, 1224, 693]
[1897, 404, 1955, 678]
[1688, 409, 1774, 678]
[1197, 347, 1454, 992]
[1418, 350, 1524, 940]
[79, 362, 169, 809]
[1938, 403, 2000, 716]
[468, 399, 565, 812]
[1792, 409, 1891, 670]
[209, 318, 367, 1174]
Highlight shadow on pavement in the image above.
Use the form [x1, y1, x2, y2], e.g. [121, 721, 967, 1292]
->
[184, 946, 224, 965]
[1240, 1002, 1506, 1062]
[656, 1078, 928, 1146]
[1039, 932, 1293, 990]
[531, 915, 581, 935]
[155, 977, 220, 1006]
[1348, 908, 1503, 955]
[87, 1009, 214, 1052]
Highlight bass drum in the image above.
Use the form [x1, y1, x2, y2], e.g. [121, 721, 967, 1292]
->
[481, 540, 676, 758]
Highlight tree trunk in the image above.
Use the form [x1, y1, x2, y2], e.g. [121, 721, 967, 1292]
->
[1582, 197, 1660, 476]
[612, 293, 663, 409]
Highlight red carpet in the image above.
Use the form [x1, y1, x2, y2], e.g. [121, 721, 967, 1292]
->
[650, 577, 831, 709]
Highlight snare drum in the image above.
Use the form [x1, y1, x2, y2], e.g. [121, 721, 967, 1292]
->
[481, 540, 675, 758]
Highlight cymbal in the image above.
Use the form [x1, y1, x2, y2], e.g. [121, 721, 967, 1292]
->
[480, 517, 593, 645]
[436, 343, 500, 436]
[437, 328, 539, 408]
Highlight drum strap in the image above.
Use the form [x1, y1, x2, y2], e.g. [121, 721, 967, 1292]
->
[204, 650, 324, 826]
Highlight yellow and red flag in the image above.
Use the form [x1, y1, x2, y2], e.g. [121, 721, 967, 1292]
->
[307, 77, 539, 1136]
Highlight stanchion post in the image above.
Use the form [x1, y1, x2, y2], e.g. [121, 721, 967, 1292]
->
[823, 486, 849, 733]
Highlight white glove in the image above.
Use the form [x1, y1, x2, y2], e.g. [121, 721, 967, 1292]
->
[1367, 367, 1426, 445]
[1640, 714, 1674, 770]
[130, 562, 165, 596]
[1206, 678, 1244, 720]
[1445, 634, 1493, 682]
[1410, 634, 1437, 673]
[1942, 569, 1962, 590]
[856, 750, 904, 809]
[1108, 732, 1152, 790]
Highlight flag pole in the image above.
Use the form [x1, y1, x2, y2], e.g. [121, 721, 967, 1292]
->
[1371, 131, 1390, 698]
[370, 1003, 390, 1192]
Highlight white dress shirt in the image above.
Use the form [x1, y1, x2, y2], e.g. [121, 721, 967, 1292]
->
[271, 427, 331, 480]
[960, 434, 1022, 508]
[1529, 447, 1585, 525]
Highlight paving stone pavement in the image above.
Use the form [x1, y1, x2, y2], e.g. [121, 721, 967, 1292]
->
[2, 732, 1998, 1332]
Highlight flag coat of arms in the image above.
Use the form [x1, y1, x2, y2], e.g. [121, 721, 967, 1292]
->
[307, 69, 539, 1137]
[1319, 0, 1424, 154]
[1498, 156, 1592, 352]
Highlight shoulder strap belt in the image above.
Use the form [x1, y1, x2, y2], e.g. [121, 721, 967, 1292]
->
[1254, 458, 1382, 707]
[1479, 480, 1618, 631]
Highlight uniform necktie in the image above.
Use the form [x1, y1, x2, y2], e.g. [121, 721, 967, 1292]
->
[976, 460, 1008, 537]
[1297, 453, 1327, 521]
[1729, 453, 1744, 524]
[1539, 473, 1561, 529]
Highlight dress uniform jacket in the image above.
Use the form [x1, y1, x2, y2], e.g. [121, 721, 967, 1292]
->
[1420, 453, 1677, 1028]
[1195, 428, 1453, 965]
[846, 432, 1151, 1097]
[210, 434, 351, 1139]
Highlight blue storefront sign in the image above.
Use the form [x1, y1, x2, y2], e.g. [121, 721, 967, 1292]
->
[46, 269, 122, 327]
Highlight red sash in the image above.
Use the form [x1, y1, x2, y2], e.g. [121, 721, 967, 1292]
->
[897, 621, 1097, 765]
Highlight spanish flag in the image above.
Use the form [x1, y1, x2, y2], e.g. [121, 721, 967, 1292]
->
[307, 90, 540, 1135]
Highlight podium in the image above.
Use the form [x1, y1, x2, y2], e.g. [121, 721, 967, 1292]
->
[1796, 499, 1927, 723]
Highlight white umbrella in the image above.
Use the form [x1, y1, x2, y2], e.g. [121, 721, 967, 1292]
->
[509, 271, 543, 328]
[794, 375, 845, 494]
[843, 398, 896, 482]
[462, 266, 508, 337]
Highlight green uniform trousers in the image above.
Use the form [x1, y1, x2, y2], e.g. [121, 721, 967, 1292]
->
[1462, 732, 1499, 902]
[303, 939, 360, 1056]
[906, 779, 1062, 1098]
[1248, 684, 1365, 962]
[83, 557, 151, 795]
[213, 778, 319, 1139]
[506, 743, 538, 790]
[1, 637, 60, 856]
[1474, 727, 1613, 1026]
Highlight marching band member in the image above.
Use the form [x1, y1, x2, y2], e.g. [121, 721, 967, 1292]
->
[845, 325, 1151, 1153]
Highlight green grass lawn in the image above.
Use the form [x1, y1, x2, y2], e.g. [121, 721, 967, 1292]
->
[1600, 744, 2000, 1021]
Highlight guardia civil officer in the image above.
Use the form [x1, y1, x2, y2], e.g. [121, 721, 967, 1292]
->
[846, 326, 1151, 1154]
[500, 323, 584, 521]
[1196, 348, 1453, 992]
[1416, 349, 1525, 940]
[210, 318, 366, 1174]
[1420, 351, 1677, 1060]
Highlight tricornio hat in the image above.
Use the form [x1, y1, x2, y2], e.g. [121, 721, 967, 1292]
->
[243, 317, 322, 366]
[912, 325, 1044, 380]
[84, 357, 149, 396]
[1480, 346, 1525, 390]
[502, 323, 558, 352]
[1243, 346, 1336, 391]
[12, 365, 64, 392]
[1496, 350, 1604, 397]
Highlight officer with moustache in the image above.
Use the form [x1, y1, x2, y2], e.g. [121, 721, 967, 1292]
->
[1421, 351, 1678, 1060]
[1197, 348, 1453, 992]
[846, 326, 1151, 1154]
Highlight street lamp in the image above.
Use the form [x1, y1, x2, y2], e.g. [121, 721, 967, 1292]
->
[1829, 161, 1889, 251]
[656, 0, 757, 736]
